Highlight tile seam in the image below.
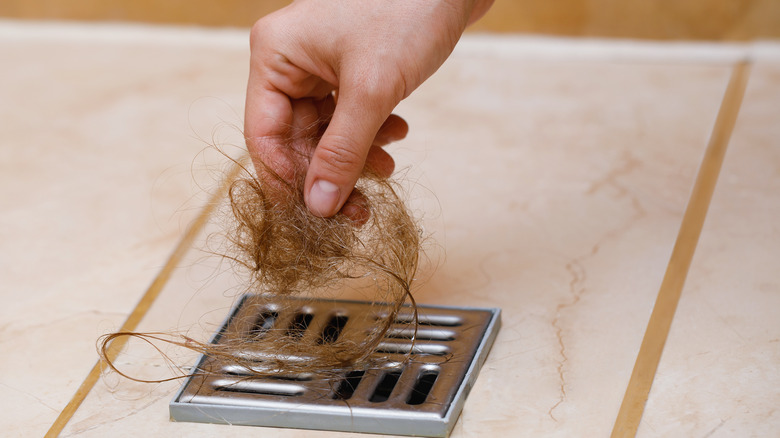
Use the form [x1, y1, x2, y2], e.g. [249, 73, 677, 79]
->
[44, 156, 248, 438]
[610, 61, 751, 438]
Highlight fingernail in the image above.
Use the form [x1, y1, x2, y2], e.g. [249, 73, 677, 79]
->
[308, 180, 340, 216]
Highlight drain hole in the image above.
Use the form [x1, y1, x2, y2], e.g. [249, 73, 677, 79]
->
[385, 327, 456, 341]
[332, 370, 365, 400]
[383, 313, 463, 327]
[213, 379, 305, 397]
[369, 369, 403, 403]
[407, 371, 439, 405]
[250, 310, 278, 337]
[286, 311, 314, 338]
[221, 364, 313, 381]
[319, 315, 348, 344]
[376, 342, 450, 356]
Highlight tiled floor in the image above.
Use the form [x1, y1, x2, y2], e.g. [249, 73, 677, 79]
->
[1, 21, 777, 438]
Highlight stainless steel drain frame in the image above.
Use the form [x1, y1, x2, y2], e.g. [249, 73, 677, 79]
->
[170, 294, 501, 437]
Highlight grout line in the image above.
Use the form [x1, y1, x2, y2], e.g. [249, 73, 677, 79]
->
[45, 156, 248, 438]
[610, 62, 750, 438]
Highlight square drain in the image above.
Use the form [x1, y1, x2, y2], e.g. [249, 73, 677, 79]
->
[170, 294, 501, 437]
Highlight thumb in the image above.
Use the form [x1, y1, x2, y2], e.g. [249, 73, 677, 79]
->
[304, 86, 397, 217]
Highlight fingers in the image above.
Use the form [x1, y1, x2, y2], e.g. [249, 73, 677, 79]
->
[344, 113, 406, 178]
[245, 82, 292, 142]
[244, 83, 296, 182]
[304, 84, 402, 217]
[374, 114, 409, 146]
[341, 190, 371, 226]
[247, 62, 406, 219]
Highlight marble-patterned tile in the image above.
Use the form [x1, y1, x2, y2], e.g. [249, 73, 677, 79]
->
[397, 55, 730, 438]
[0, 24, 248, 437]
[59, 35, 737, 437]
[638, 62, 780, 437]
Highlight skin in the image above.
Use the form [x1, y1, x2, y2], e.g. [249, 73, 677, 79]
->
[245, 0, 494, 219]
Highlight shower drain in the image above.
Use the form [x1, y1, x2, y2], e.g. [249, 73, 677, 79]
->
[170, 294, 501, 437]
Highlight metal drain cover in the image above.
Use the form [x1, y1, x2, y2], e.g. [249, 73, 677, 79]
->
[170, 294, 500, 437]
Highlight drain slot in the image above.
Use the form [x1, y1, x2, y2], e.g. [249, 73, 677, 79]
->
[221, 364, 313, 381]
[332, 370, 365, 400]
[376, 341, 450, 356]
[213, 379, 305, 397]
[319, 314, 348, 343]
[388, 313, 463, 327]
[407, 370, 439, 405]
[385, 327, 456, 341]
[250, 310, 278, 337]
[369, 369, 403, 402]
[286, 311, 313, 338]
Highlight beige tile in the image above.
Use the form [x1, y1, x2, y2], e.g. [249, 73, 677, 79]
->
[638, 62, 780, 437]
[0, 24, 247, 437]
[398, 56, 730, 437]
[57, 34, 738, 436]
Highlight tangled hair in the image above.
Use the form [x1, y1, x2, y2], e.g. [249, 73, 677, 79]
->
[99, 138, 422, 382]
[230, 159, 419, 303]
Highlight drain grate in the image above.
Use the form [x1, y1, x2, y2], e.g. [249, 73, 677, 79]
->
[170, 294, 500, 437]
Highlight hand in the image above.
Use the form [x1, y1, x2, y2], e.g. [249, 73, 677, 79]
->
[244, 0, 493, 218]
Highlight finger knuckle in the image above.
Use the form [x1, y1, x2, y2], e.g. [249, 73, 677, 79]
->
[317, 137, 365, 176]
[351, 67, 406, 108]
[249, 20, 268, 47]
[250, 17, 280, 49]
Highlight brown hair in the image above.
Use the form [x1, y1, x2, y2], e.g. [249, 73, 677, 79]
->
[99, 138, 422, 382]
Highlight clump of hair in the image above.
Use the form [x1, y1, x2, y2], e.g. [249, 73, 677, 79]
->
[230, 157, 419, 302]
[215, 147, 421, 374]
[99, 135, 423, 382]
